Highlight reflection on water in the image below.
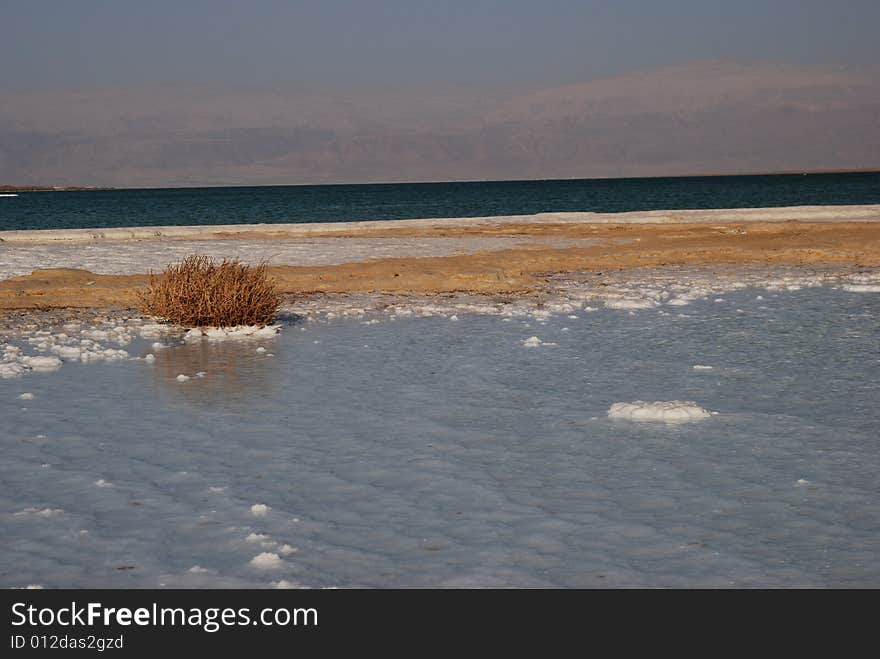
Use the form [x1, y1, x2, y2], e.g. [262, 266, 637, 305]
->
[144, 315, 301, 411]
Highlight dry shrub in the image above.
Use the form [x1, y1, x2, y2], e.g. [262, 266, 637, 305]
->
[137, 255, 281, 327]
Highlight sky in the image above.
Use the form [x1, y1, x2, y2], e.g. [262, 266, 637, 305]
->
[1, 1, 878, 185]
[3, 0, 880, 90]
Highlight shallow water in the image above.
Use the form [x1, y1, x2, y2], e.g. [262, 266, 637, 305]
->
[2, 285, 879, 587]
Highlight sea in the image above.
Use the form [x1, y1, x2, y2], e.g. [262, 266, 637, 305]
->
[2, 171, 880, 231]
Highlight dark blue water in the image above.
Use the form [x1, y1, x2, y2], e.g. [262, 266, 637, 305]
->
[2, 172, 879, 232]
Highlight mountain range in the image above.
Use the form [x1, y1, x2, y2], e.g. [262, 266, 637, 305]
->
[1, 60, 878, 187]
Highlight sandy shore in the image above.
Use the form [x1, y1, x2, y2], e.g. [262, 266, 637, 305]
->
[2, 205, 879, 311]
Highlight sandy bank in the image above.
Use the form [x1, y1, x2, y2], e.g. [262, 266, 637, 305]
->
[1, 209, 879, 311]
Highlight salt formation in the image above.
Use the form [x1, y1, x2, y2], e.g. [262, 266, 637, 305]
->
[608, 401, 713, 424]
[184, 325, 281, 341]
[250, 552, 283, 569]
[14, 507, 64, 517]
[842, 272, 880, 292]
[842, 284, 880, 292]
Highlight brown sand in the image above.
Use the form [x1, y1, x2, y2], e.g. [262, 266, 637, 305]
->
[2, 221, 879, 311]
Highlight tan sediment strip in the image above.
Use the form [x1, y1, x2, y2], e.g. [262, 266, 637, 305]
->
[1, 204, 878, 243]
[1, 214, 879, 311]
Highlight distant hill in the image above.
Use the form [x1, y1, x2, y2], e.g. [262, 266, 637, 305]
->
[1, 60, 878, 187]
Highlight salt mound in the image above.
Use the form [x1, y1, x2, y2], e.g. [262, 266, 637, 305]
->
[20, 355, 63, 372]
[608, 400, 712, 424]
[184, 324, 281, 341]
[250, 552, 283, 569]
[604, 298, 658, 310]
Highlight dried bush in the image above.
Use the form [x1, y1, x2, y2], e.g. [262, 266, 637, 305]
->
[137, 255, 281, 327]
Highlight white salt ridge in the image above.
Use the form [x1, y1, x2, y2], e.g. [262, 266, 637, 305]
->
[250, 552, 283, 569]
[0, 362, 28, 379]
[175, 374, 190, 382]
[692, 365, 714, 371]
[184, 325, 281, 341]
[250, 504, 271, 516]
[94, 479, 112, 488]
[245, 533, 266, 542]
[279, 544, 297, 555]
[20, 355, 62, 372]
[14, 507, 64, 517]
[842, 284, 880, 293]
[188, 565, 209, 574]
[50, 344, 129, 363]
[604, 298, 659, 310]
[18, 392, 34, 400]
[522, 336, 542, 348]
[608, 401, 713, 424]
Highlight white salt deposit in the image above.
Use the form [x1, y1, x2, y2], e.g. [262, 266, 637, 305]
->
[188, 565, 209, 573]
[692, 365, 714, 371]
[245, 533, 272, 544]
[250, 504, 271, 516]
[522, 336, 542, 348]
[608, 401, 713, 424]
[18, 392, 34, 399]
[842, 284, 880, 293]
[604, 298, 659, 310]
[20, 355, 62, 372]
[279, 544, 297, 555]
[184, 325, 281, 341]
[138, 323, 169, 339]
[250, 552, 283, 569]
[14, 507, 64, 517]
[175, 374, 190, 382]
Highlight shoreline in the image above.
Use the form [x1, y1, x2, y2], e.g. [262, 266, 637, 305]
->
[2, 205, 879, 312]
[2, 204, 879, 243]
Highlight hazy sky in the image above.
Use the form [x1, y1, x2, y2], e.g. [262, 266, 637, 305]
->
[4, 0, 880, 90]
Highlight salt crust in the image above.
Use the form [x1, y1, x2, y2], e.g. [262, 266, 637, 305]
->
[608, 401, 713, 424]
